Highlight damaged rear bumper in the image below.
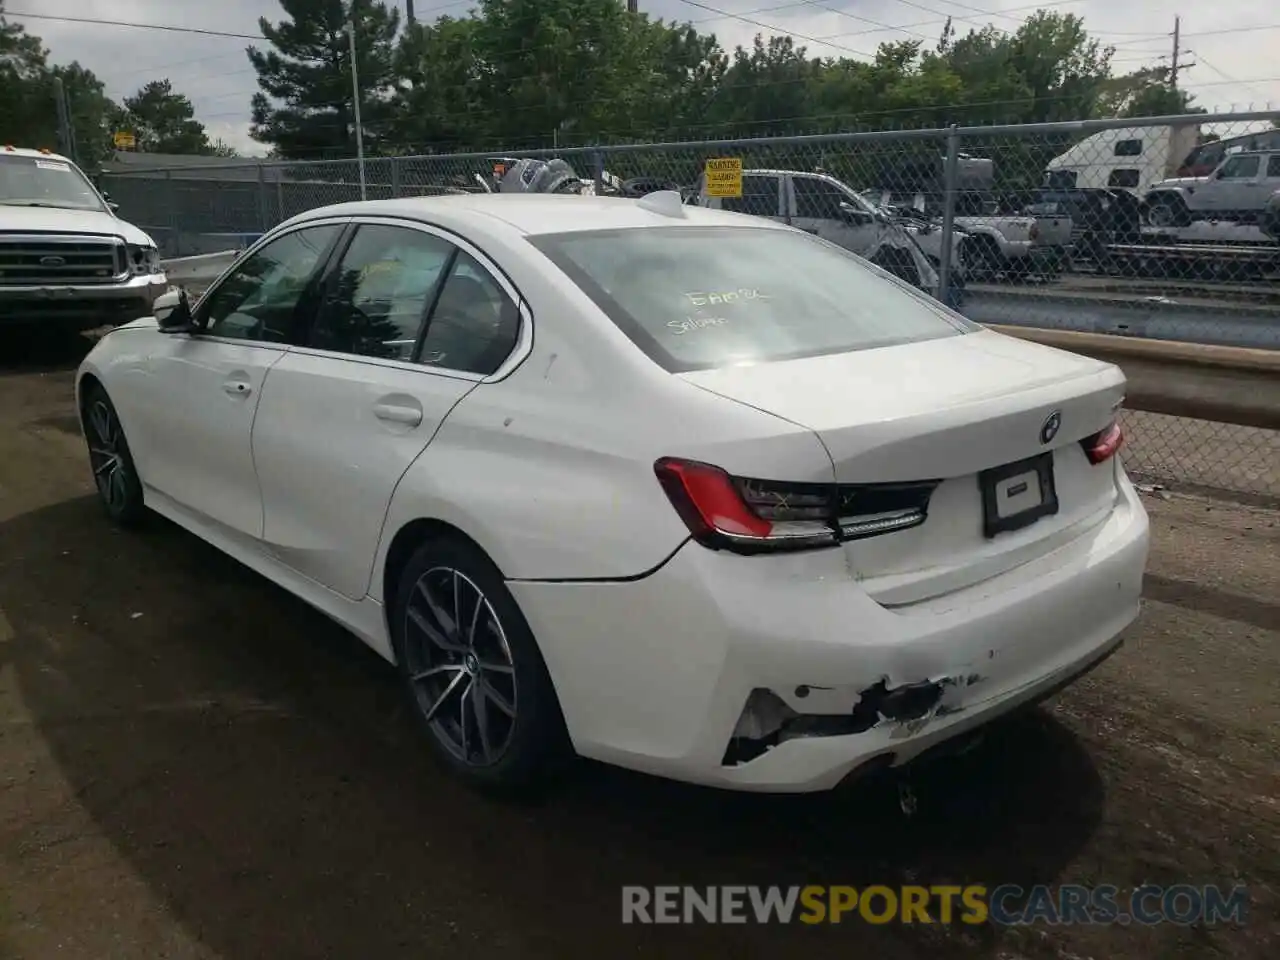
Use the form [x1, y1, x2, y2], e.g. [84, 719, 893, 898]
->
[509, 470, 1149, 793]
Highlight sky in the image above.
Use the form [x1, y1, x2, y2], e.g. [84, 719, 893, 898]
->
[9, 0, 1280, 157]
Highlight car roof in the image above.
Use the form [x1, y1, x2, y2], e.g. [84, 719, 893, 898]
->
[287, 192, 783, 237]
[1, 146, 76, 163]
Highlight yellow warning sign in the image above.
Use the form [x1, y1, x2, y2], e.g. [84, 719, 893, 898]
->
[113, 131, 136, 149]
[704, 157, 742, 198]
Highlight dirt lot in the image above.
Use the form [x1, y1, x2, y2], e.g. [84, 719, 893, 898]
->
[0, 336, 1277, 960]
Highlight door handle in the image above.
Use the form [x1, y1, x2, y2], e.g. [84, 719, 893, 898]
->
[373, 402, 423, 427]
[222, 380, 252, 397]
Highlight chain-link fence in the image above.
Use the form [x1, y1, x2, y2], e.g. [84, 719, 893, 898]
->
[102, 110, 1280, 500]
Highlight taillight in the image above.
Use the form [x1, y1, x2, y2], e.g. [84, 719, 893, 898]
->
[654, 457, 937, 554]
[1081, 420, 1124, 464]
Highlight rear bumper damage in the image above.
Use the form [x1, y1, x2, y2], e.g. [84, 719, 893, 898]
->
[509, 467, 1149, 793]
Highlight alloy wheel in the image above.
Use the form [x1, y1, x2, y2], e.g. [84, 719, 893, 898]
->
[402, 566, 518, 766]
[86, 399, 130, 514]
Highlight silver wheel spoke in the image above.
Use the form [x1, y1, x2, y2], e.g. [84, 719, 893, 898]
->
[94, 457, 117, 477]
[416, 579, 457, 637]
[467, 593, 483, 646]
[472, 683, 493, 761]
[411, 664, 463, 683]
[109, 465, 128, 506]
[423, 669, 469, 723]
[407, 604, 467, 654]
[477, 676, 514, 717]
[404, 566, 518, 767]
[459, 685, 472, 759]
[90, 404, 111, 444]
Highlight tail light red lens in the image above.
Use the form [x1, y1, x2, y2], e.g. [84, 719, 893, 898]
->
[654, 457, 937, 554]
[1081, 420, 1124, 464]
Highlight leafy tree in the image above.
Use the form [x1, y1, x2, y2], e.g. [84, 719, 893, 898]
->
[0, 1, 53, 149]
[0, 3, 118, 170]
[248, 0, 400, 159]
[390, 16, 485, 151]
[119, 79, 214, 154]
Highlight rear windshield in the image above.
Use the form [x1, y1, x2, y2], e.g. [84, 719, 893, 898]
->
[528, 225, 976, 372]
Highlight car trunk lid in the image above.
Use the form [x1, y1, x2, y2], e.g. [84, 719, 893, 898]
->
[679, 329, 1126, 604]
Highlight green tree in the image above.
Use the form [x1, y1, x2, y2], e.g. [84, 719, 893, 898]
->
[0, 1, 53, 149]
[390, 15, 485, 151]
[248, 0, 400, 159]
[119, 79, 213, 154]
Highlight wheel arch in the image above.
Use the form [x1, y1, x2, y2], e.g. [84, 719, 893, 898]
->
[379, 517, 504, 632]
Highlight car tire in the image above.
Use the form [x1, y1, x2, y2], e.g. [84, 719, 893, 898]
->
[80, 382, 147, 527]
[1145, 194, 1189, 228]
[966, 235, 1004, 281]
[390, 535, 572, 795]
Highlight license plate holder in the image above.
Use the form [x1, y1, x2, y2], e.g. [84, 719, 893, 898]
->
[979, 452, 1058, 538]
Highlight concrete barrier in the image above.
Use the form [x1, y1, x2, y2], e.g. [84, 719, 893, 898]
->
[989, 325, 1280, 431]
[161, 250, 239, 298]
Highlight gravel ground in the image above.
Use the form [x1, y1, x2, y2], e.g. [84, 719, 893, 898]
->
[0, 336, 1276, 960]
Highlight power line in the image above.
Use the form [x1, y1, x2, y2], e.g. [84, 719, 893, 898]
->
[672, 0, 878, 58]
[813, 0, 1087, 42]
[4, 10, 263, 41]
[1108, 22, 1280, 48]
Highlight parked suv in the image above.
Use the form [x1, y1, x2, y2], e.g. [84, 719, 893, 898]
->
[1143, 149, 1280, 227]
[0, 146, 167, 332]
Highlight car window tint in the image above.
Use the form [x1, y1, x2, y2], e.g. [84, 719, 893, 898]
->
[719, 176, 777, 216]
[793, 177, 851, 219]
[1220, 155, 1259, 179]
[202, 225, 340, 341]
[419, 251, 520, 375]
[530, 225, 976, 374]
[310, 224, 454, 361]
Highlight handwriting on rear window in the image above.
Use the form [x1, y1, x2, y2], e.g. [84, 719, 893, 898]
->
[668, 316, 729, 335]
[684, 288, 768, 307]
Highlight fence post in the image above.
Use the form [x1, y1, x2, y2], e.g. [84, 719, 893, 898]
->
[257, 163, 270, 233]
[391, 156, 401, 198]
[592, 147, 604, 196]
[937, 123, 960, 309]
[164, 170, 179, 257]
[276, 176, 285, 223]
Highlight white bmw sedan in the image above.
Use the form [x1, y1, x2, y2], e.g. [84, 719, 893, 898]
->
[76, 191, 1149, 793]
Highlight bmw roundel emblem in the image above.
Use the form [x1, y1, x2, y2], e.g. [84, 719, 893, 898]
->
[1040, 410, 1062, 445]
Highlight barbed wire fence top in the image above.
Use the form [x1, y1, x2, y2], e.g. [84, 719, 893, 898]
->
[102, 109, 1280, 500]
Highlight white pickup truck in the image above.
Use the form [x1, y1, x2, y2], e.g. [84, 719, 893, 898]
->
[863, 189, 1073, 280]
[696, 169, 966, 309]
[1, 146, 167, 334]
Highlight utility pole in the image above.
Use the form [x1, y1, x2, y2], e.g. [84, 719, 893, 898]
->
[1169, 16, 1195, 90]
[406, 0, 415, 24]
[626, 0, 638, 12]
[349, 16, 367, 200]
[53, 77, 79, 164]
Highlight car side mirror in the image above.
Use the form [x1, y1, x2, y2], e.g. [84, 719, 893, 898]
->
[155, 288, 196, 334]
[108, 201, 120, 213]
[838, 201, 872, 225]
